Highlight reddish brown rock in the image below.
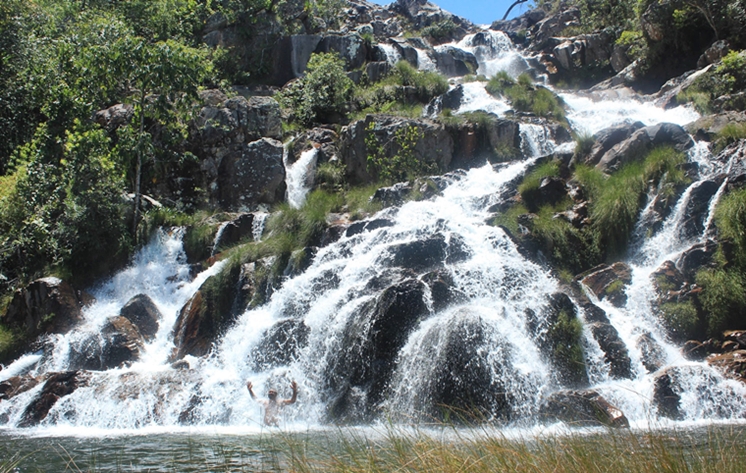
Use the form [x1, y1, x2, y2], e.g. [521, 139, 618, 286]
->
[580, 262, 632, 308]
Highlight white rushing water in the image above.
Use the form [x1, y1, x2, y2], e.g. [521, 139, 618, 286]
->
[3, 26, 746, 434]
[285, 147, 319, 209]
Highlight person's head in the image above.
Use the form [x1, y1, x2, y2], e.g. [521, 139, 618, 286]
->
[268, 389, 278, 400]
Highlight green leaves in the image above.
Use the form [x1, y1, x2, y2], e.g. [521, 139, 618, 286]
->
[278, 52, 354, 126]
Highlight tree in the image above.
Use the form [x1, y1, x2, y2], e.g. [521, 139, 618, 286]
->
[105, 37, 212, 234]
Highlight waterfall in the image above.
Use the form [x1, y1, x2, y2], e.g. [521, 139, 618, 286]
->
[378, 43, 402, 65]
[415, 48, 437, 71]
[285, 147, 319, 209]
[3, 26, 746, 434]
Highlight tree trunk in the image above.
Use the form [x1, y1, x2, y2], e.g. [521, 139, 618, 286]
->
[132, 90, 146, 236]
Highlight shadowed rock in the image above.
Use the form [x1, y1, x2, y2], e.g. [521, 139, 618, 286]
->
[18, 371, 90, 427]
[119, 294, 161, 341]
[540, 389, 629, 427]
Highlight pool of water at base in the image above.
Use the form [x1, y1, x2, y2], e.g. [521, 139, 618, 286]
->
[2, 422, 746, 472]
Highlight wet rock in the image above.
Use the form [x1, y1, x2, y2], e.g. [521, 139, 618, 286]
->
[422, 269, 463, 311]
[371, 182, 414, 208]
[535, 293, 589, 387]
[346, 218, 395, 237]
[18, 370, 89, 427]
[596, 123, 694, 173]
[651, 260, 686, 302]
[171, 262, 244, 361]
[427, 310, 514, 421]
[119, 294, 161, 341]
[580, 263, 632, 308]
[637, 332, 666, 373]
[539, 389, 629, 427]
[100, 316, 145, 368]
[707, 350, 746, 383]
[425, 85, 464, 116]
[588, 321, 633, 379]
[327, 278, 429, 419]
[2, 277, 86, 340]
[0, 375, 42, 401]
[283, 247, 318, 278]
[433, 46, 478, 77]
[686, 112, 746, 142]
[679, 178, 724, 240]
[217, 138, 286, 210]
[315, 34, 368, 70]
[387, 233, 467, 272]
[213, 213, 256, 251]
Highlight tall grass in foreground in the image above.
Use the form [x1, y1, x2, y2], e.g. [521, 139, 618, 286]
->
[7, 426, 746, 472]
[283, 426, 746, 473]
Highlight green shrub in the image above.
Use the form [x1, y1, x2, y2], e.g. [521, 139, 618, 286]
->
[615, 30, 645, 61]
[420, 19, 456, 41]
[344, 184, 382, 220]
[394, 61, 448, 100]
[366, 122, 436, 184]
[487, 72, 566, 122]
[714, 187, 746, 267]
[492, 203, 529, 236]
[660, 300, 701, 341]
[696, 268, 746, 337]
[277, 52, 354, 126]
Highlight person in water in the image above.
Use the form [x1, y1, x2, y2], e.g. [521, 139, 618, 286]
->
[246, 380, 298, 426]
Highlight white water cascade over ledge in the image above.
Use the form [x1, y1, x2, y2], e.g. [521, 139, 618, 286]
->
[2, 29, 746, 436]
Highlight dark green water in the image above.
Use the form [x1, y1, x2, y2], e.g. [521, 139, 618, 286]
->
[2, 424, 746, 472]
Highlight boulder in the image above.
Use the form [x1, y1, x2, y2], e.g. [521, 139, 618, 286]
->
[192, 93, 282, 145]
[68, 316, 145, 370]
[580, 263, 632, 308]
[18, 370, 89, 427]
[94, 103, 134, 131]
[588, 321, 632, 379]
[371, 181, 414, 208]
[584, 121, 645, 166]
[171, 262, 244, 361]
[687, 111, 746, 142]
[427, 310, 514, 421]
[217, 138, 286, 210]
[326, 278, 429, 419]
[119, 294, 161, 341]
[100, 316, 145, 368]
[539, 389, 629, 427]
[345, 218, 395, 237]
[596, 123, 694, 173]
[387, 233, 469, 272]
[0, 375, 42, 401]
[637, 332, 667, 373]
[340, 115, 453, 185]
[527, 8, 581, 51]
[315, 34, 368, 70]
[550, 32, 614, 71]
[445, 116, 522, 169]
[2, 277, 87, 340]
[433, 46, 478, 77]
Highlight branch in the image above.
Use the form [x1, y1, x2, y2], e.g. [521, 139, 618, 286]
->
[503, 0, 529, 21]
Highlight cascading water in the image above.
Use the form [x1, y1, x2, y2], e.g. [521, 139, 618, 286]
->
[3, 26, 746, 436]
[285, 147, 319, 209]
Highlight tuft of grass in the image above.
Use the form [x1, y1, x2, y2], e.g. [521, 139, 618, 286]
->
[492, 203, 529, 235]
[518, 160, 561, 211]
[714, 122, 746, 153]
[344, 184, 383, 220]
[573, 132, 595, 160]
[486, 72, 566, 122]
